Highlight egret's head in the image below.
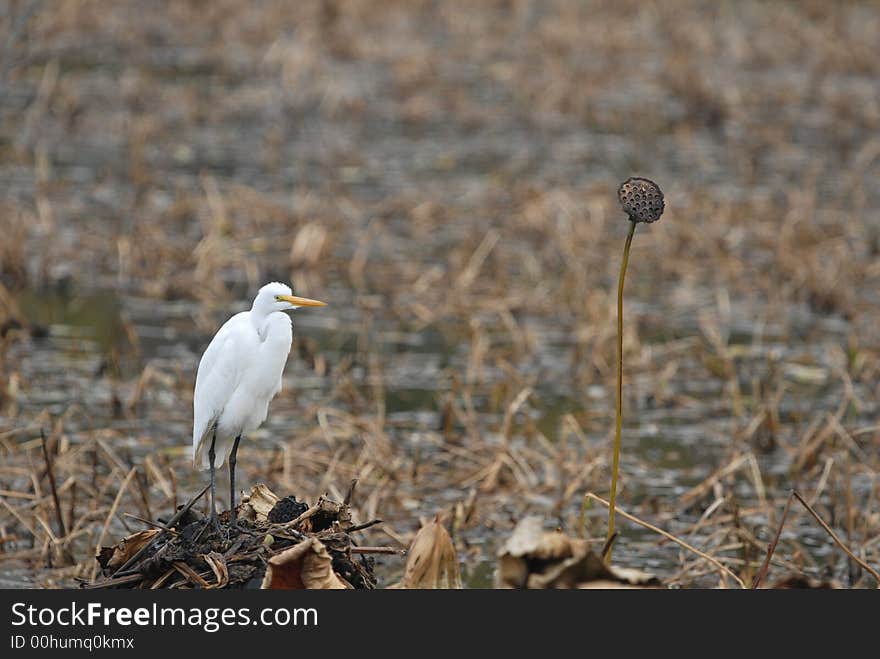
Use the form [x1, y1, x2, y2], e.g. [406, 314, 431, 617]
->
[253, 282, 327, 314]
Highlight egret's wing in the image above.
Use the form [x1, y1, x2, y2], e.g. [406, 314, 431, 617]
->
[192, 315, 245, 468]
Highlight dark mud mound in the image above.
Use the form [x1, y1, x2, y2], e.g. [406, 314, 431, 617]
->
[88, 482, 383, 589]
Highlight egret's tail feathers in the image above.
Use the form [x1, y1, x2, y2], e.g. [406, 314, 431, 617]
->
[193, 433, 236, 471]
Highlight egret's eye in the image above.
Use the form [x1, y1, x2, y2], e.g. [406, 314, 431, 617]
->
[274, 295, 281, 301]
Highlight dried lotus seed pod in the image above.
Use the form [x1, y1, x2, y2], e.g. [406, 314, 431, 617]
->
[617, 177, 664, 224]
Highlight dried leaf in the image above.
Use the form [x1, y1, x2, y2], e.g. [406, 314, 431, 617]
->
[261, 537, 350, 589]
[202, 552, 229, 589]
[497, 516, 658, 589]
[97, 529, 160, 570]
[240, 483, 279, 523]
[398, 515, 461, 589]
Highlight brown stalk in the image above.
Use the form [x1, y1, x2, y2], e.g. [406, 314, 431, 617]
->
[751, 491, 795, 588]
[39, 429, 66, 539]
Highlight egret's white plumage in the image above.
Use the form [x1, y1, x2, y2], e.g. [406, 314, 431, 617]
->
[191, 282, 326, 521]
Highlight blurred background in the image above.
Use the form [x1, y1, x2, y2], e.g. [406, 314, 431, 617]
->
[0, 0, 878, 587]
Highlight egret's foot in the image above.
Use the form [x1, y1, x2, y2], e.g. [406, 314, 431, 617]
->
[209, 510, 222, 534]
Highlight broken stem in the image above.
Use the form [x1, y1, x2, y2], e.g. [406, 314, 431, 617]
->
[751, 491, 795, 588]
[40, 429, 67, 540]
[350, 546, 405, 555]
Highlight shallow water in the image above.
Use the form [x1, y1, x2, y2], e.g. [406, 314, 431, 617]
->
[5, 283, 875, 588]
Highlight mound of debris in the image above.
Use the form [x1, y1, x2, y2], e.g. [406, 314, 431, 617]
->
[88, 481, 389, 589]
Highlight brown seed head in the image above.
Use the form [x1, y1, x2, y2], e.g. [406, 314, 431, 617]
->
[617, 177, 664, 224]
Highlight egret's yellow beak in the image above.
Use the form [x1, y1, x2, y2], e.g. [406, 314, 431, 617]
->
[276, 294, 327, 307]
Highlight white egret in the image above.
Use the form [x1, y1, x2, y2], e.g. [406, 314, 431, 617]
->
[192, 281, 326, 527]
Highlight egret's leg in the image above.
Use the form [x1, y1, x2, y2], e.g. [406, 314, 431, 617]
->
[208, 429, 219, 529]
[228, 435, 242, 526]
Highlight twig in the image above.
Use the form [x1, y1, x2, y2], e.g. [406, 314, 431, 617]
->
[273, 496, 336, 531]
[584, 492, 745, 588]
[134, 466, 152, 522]
[792, 491, 880, 587]
[350, 546, 405, 555]
[40, 429, 67, 538]
[123, 512, 174, 533]
[81, 573, 143, 590]
[173, 561, 210, 589]
[66, 480, 77, 538]
[268, 530, 307, 543]
[0, 489, 37, 500]
[678, 453, 749, 510]
[751, 491, 795, 588]
[600, 531, 618, 560]
[150, 567, 176, 590]
[344, 478, 358, 506]
[346, 519, 383, 533]
[1, 497, 40, 540]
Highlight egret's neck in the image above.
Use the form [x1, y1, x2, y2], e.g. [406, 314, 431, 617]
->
[249, 299, 274, 335]
[250, 300, 291, 342]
